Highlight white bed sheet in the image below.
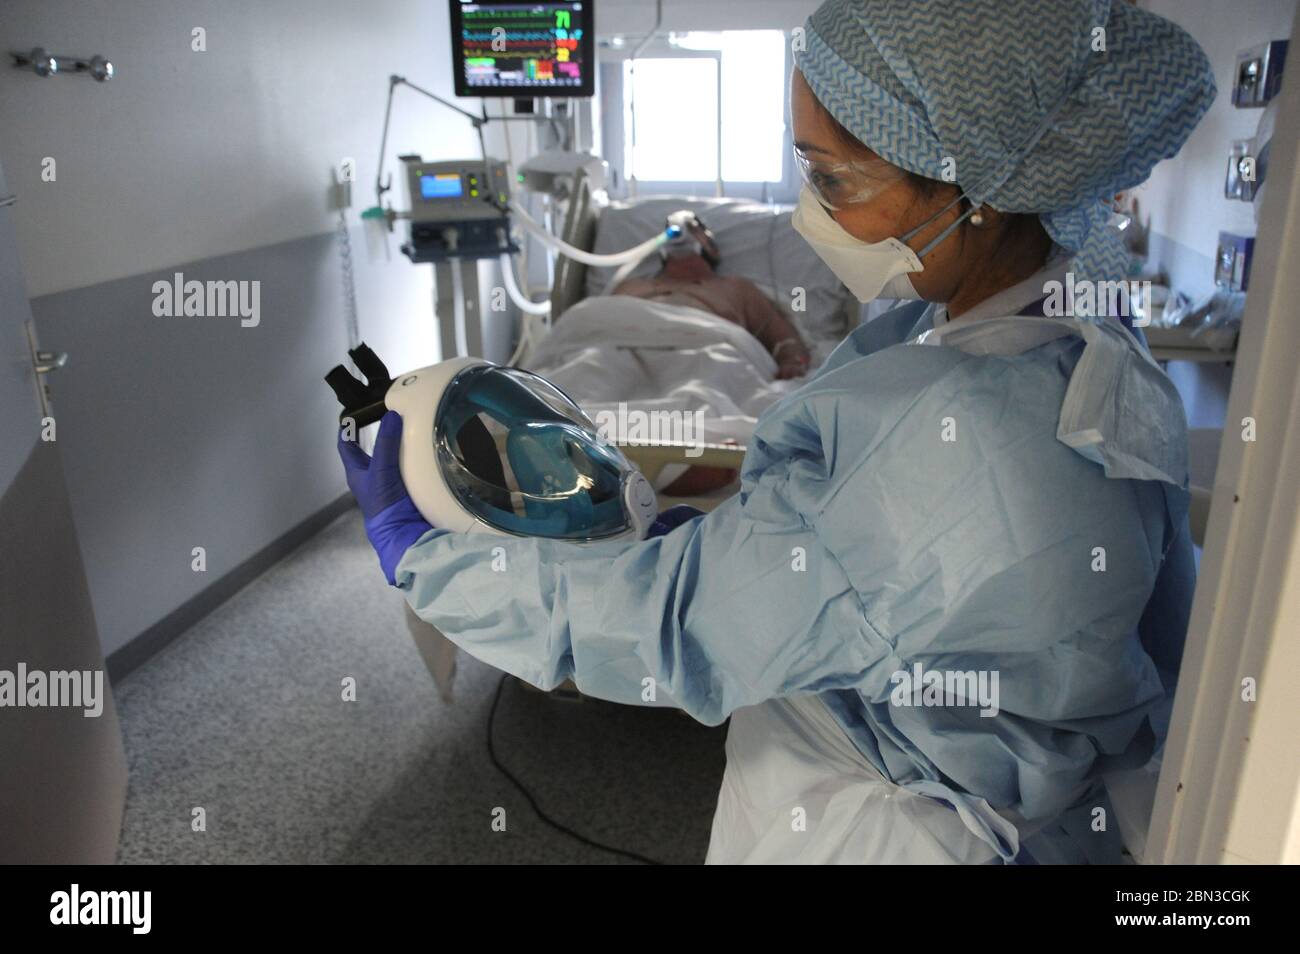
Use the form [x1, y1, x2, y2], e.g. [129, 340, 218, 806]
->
[526, 295, 802, 480]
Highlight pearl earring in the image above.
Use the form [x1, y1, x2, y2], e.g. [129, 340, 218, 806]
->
[970, 207, 986, 227]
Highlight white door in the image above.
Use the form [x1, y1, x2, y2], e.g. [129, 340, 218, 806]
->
[0, 159, 128, 863]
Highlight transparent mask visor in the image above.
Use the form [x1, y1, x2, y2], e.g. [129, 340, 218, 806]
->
[435, 366, 634, 540]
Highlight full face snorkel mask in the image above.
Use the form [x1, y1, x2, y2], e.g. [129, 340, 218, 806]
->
[326, 345, 658, 540]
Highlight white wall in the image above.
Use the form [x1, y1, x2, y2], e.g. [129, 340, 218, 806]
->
[0, 0, 489, 297]
[1137, 0, 1297, 298]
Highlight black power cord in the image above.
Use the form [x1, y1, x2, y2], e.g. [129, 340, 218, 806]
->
[485, 674, 665, 865]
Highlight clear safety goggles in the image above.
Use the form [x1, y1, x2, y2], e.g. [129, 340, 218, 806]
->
[794, 148, 907, 211]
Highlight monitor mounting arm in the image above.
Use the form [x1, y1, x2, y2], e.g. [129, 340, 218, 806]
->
[373, 74, 568, 217]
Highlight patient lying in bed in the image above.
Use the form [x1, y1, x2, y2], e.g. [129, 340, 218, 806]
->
[529, 212, 817, 496]
[611, 216, 812, 379]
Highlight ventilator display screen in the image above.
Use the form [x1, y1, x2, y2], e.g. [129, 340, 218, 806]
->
[450, 1, 594, 98]
[420, 173, 464, 199]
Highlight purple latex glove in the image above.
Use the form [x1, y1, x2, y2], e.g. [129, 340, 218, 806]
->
[337, 411, 434, 585]
[647, 504, 704, 537]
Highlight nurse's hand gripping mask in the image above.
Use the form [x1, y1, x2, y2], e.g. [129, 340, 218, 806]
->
[326, 344, 659, 542]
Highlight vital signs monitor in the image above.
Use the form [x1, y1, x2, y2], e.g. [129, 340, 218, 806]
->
[450, 1, 594, 98]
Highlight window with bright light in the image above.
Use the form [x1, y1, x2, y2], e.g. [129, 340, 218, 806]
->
[624, 57, 719, 182]
[622, 31, 786, 184]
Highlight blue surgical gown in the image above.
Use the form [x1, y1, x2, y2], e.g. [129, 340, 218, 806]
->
[397, 302, 1195, 864]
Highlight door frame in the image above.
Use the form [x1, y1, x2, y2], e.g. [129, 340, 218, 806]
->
[1146, 35, 1300, 864]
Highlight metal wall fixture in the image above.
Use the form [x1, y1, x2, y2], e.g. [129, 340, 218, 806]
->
[11, 47, 114, 82]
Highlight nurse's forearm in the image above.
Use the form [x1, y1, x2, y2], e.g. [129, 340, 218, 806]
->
[394, 527, 732, 721]
[394, 497, 885, 724]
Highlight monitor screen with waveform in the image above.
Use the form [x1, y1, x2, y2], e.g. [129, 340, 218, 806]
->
[450, 1, 594, 98]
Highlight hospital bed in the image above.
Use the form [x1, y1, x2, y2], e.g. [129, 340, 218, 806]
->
[530, 184, 860, 482]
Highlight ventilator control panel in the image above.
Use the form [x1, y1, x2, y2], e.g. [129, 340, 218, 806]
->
[401, 157, 511, 223]
[398, 156, 516, 263]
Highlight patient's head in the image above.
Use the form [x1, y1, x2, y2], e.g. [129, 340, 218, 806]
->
[658, 216, 721, 279]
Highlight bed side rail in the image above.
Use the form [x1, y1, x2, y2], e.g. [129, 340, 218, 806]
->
[615, 441, 747, 484]
[549, 170, 601, 319]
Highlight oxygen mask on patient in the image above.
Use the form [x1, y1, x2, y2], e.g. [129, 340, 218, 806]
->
[659, 212, 721, 268]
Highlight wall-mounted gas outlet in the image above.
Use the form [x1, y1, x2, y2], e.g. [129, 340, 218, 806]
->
[1233, 40, 1287, 108]
[1224, 140, 1258, 201]
[1216, 232, 1254, 292]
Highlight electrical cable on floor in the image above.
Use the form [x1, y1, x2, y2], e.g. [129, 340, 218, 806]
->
[485, 673, 666, 865]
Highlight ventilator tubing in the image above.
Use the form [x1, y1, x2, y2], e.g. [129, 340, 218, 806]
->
[509, 200, 672, 267]
[499, 253, 551, 315]
[602, 247, 661, 295]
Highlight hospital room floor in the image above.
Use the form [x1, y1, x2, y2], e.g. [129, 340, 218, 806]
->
[113, 509, 727, 864]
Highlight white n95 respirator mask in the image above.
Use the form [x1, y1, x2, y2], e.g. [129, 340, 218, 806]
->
[792, 186, 922, 302]
[791, 185, 983, 303]
[327, 347, 658, 541]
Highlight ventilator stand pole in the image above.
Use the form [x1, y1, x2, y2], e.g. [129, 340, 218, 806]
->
[433, 257, 483, 361]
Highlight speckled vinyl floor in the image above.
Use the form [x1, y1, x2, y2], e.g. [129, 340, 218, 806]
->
[113, 509, 727, 864]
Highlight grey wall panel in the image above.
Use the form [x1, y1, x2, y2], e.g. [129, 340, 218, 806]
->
[30, 229, 439, 656]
